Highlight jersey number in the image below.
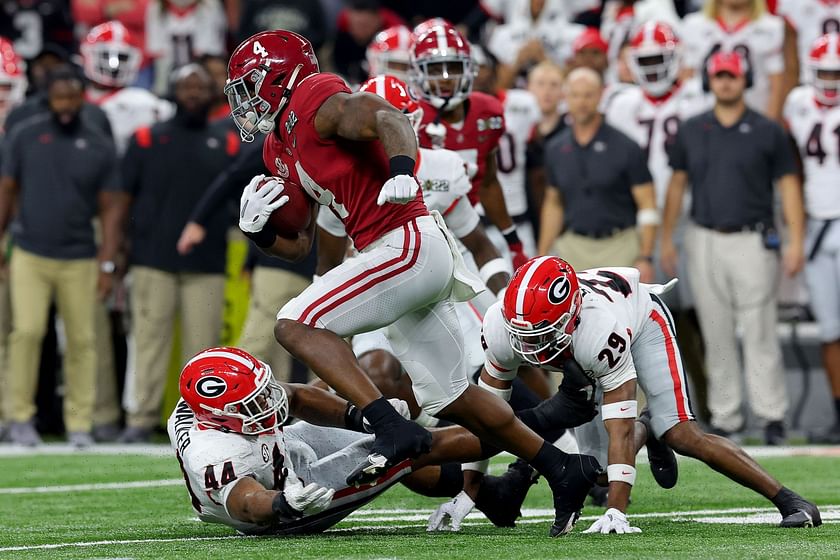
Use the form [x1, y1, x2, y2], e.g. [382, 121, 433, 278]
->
[253, 40, 269, 58]
[805, 123, 840, 165]
[597, 332, 627, 368]
[824, 19, 840, 35]
[204, 461, 237, 490]
[637, 116, 680, 160]
[496, 132, 517, 173]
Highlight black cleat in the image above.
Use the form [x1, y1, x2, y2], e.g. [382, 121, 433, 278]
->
[474, 458, 539, 527]
[780, 499, 823, 528]
[638, 408, 678, 489]
[346, 417, 432, 486]
[548, 454, 602, 537]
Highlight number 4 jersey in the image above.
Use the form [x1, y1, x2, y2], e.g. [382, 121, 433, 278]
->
[483, 267, 653, 392]
[784, 85, 840, 220]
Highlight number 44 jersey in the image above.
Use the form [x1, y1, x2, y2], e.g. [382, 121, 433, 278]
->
[482, 267, 653, 392]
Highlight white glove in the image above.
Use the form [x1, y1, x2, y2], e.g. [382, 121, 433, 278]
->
[583, 508, 642, 534]
[239, 174, 289, 233]
[427, 491, 475, 532]
[282, 476, 335, 516]
[377, 175, 420, 206]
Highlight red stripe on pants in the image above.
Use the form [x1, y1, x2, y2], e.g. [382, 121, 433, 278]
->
[650, 309, 689, 422]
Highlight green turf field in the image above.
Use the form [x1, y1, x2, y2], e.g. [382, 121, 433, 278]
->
[0, 448, 837, 559]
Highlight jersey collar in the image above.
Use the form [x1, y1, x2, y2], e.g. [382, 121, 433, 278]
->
[716, 15, 751, 34]
[643, 81, 682, 105]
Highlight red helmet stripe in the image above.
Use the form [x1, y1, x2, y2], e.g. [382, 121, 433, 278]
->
[514, 256, 552, 318]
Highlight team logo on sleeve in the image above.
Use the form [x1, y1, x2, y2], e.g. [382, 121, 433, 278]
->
[548, 277, 571, 304]
[194, 376, 228, 398]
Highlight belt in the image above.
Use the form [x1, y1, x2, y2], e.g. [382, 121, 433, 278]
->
[698, 222, 766, 234]
[568, 227, 627, 240]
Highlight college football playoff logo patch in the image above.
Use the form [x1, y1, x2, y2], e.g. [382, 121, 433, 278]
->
[195, 376, 228, 398]
[548, 277, 571, 305]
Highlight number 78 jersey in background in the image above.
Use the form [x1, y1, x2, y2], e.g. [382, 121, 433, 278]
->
[783, 85, 840, 220]
[482, 267, 653, 393]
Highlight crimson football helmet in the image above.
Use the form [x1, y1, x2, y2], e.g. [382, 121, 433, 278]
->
[502, 256, 582, 365]
[0, 38, 25, 125]
[80, 21, 142, 88]
[411, 18, 451, 39]
[366, 25, 413, 81]
[809, 33, 840, 106]
[359, 74, 423, 131]
[628, 21, 681, 97]
[225, 30, 320, 142]
[410, 24, 474, 109]
[179, 346, 289, 435]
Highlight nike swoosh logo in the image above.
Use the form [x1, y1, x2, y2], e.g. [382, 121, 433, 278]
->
[620, 407, 630, 412]
[621, 471, 632, 475]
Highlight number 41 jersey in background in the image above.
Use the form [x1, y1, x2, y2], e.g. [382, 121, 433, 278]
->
[483, 267, 653, 393]
[784, 85, 840, 220]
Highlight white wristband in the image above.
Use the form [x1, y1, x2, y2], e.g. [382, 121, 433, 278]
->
[637, 208, 661, 226]
[478, 377, 513, 401]
[462, 459, 490, 474]
[601, 400, 637, 420]
[479, 258, 509, 285]
[415, 410, 440, 427]
[607, 463, 637, 486]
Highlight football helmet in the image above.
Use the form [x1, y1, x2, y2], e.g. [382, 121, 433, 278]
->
[179, 346, 289, 435]
[410, 24, 474, 109]
[412, 17, 452, 39]
[80, 21, 142, 88]
[0, 38, 26, 125]
[359, 74, 423, 131]
[809, 33, 840, 106]
[502, 256, 582, 365]
[628, 21, 681, 97]
[225, 30, 320, 142]
[366, 25, 413, 81]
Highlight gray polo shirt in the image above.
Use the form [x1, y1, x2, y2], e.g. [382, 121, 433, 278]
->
[545, 121, 652, 235]
[668, 108, 797, 230]
[1, 113, 120, 259]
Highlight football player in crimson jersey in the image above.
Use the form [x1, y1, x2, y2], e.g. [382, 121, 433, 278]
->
[482, 257, 823, 532]
[0, 38, 25, 131]
[784, 34, 840, 444]
[226, 30, 602, 535]
[410, 22, 530, 271]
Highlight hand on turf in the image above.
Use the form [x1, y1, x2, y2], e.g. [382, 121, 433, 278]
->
[427, 491, 475, 532]
[239, 174, 289, 233]
[282, 477, 335, 516]
[377, 175, 420, 206]
[583, 508, 642, 534]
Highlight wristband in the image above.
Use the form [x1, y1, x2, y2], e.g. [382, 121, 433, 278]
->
[344, 402, 366, 432]
[501, 225, 521, 246]
[243, 228, 277, 248]
[601, 400, 637, 420]
[389, 155, 416, 178]
[637, 208, 661, 226]
[272, 491, 302, 519]
[478, 258, 509, 284]
[607, 463, 636, 486]
[478, 377, 513, 401]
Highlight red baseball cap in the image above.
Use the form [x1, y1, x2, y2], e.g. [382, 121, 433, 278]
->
[707, 51, 745, 78]
[573, 27, 608, 54]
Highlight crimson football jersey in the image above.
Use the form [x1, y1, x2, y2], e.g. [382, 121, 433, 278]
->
[262, 73, 428, 251]
[417, 92, 505, 206]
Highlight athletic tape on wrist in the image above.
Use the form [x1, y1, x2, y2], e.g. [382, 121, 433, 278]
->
[414, 410, 440, 427]
[607, 463, 636, 486]
[637, 208, 661, 226]
[479, 258, 509, 284]
[601, 400, 637, 420]
[478, 377, 513, 401]
[462, 459, 490, 474]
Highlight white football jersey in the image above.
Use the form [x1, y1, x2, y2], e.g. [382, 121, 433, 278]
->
[605, 81, 709, 207]
[681, 12, 785, 114]
[480, 0, 599, 25]
[145, 0, 226, 67]
[167, 400, 294, 534]
[784, 85, 840, 220]
[483, 267, 653, 392]
[88, 87, 174, 154]
[488, 19, 585, 67]
[777, 0, 840, 81]
[496, 89, 540, 217]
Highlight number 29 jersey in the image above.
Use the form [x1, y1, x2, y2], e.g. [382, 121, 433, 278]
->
[482, 267, 653, 392]
[784, 85, 840, 220]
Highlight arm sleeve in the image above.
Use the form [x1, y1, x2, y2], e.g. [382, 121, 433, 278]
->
[771, 123, 798, 180]
[190, 143, 266, 227]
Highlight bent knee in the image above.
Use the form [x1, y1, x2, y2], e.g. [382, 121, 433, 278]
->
[274, 318, 305, 347]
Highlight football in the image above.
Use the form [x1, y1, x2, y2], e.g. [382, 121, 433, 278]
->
[257, 176, 314, 239]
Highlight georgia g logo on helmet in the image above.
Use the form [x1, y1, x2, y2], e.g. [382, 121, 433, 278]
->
[195, 376, 228, 398]
[548, 277, 571, 305]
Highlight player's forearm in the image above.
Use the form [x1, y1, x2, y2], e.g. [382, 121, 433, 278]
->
[779, 174, 805, 246]
[638, 224, 657, 259]
[537, 189, 563, 255]
[766, 73, 785, 121]
[97, 192, 130, 262]
[0, 179, 18, 236]
[459, 226, 509, 295]
[661, 173, 686, 242]
[605, 417, 636, 512]
[286, 383, 348, 428]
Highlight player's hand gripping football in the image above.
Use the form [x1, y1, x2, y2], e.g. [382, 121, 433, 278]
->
[427, 490, 475, 532]
[583, 508, 642, 535]
[376, 175, 421, 206]
[280, 476, 335, 517]
[239, 174, 289, 233]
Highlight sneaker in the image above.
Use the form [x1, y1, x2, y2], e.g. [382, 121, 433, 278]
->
[68, 431, 95, 448]
[8, 421, 42, 447]
[118, 426, 153, 444]
[92, 423, 121, 443]
[765, 421, 786, 446]
[638, 409, 678, 489]
[548, 453, 602, 537]
[474, 458, 539, 527]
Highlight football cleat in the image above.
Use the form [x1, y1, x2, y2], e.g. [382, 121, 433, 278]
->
[638, 408, 678, 489]
[346, 453, 388, 487]
[548, 454, 602, 537]
[346, 417, 432, 486]
[474, 458, 539, 527]
[779, 499, 823, 528]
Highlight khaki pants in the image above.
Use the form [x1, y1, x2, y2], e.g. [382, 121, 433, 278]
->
[0, 272, 11, 422]
[550, 228, 639, 271]
[124, 267, 225, 429]
[238, 267, 310, 382]
[685, 224, 788, 431]
[7, 248, 97, 432]
[92, 303, 121, 426]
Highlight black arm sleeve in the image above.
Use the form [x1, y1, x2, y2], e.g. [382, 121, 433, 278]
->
[190, 142, 266, 227]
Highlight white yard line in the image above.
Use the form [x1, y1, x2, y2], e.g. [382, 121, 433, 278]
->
[0, 479, 184, 494]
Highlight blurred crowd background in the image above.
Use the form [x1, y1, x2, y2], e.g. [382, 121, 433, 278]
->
[0, 0, 839, 449]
